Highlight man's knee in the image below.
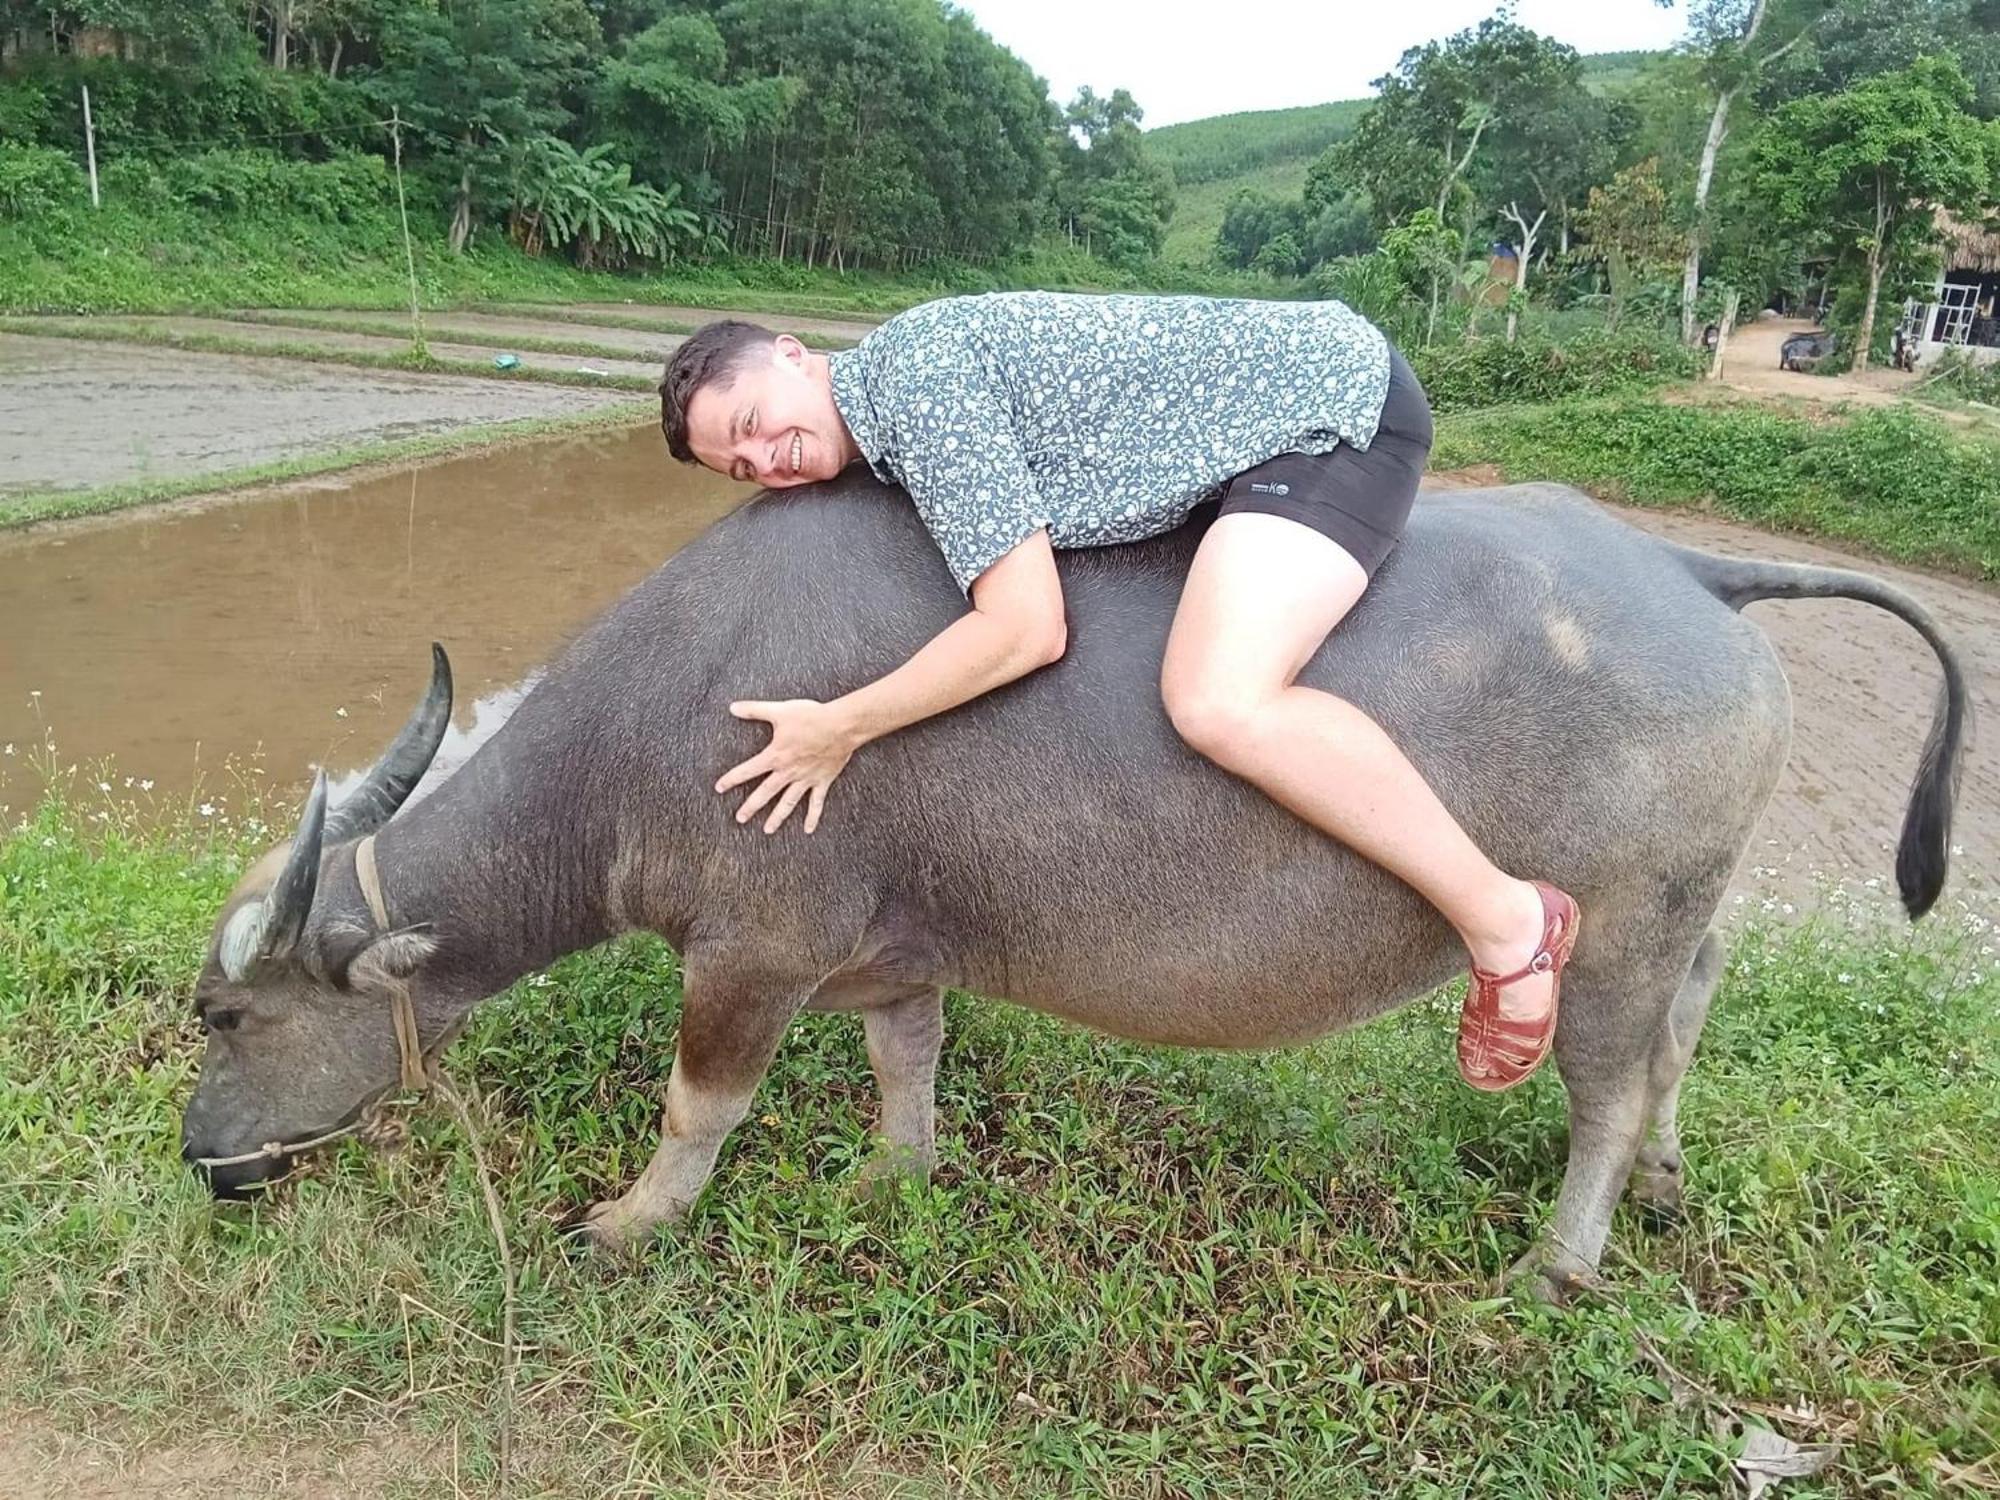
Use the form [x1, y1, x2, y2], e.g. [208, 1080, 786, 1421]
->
[1162, 674, 1268, 765]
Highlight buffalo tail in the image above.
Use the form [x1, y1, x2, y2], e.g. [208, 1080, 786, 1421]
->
[1668, 545, 1971, 919]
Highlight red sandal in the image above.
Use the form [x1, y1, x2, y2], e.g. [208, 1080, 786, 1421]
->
[1457, 881, 1580, 1092]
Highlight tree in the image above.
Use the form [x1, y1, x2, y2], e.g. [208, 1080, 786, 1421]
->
[361, 0, 596, 251]
[1575, 157, 1686, 329]
[1664, 0, 1826, 343]
[1050, 86, 1174, 267]
[1754, 55, 2000, 366]
[1333, 17, 1584, 231]
[1379, 208, 1465, 345]
[1479, 49, 1620, 338]
[1216, 187, 1299, 269]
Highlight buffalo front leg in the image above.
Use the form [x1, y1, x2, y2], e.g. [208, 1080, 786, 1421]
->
[581, 956, 812, 1256]
[856, 985, 944, 1196]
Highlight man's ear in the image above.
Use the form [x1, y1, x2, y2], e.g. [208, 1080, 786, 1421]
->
[775, 332, 808, 367]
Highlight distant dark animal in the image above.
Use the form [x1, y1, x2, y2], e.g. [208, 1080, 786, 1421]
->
[1780, 331, 1836, 372]
[180, 480, 1967, 1304]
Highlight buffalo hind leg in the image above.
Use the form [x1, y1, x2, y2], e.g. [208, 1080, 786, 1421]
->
[581, 954, 813, 1256]
[855, 985, 944, 1196]
[1508, 941, 1703, 1303]
[1628, 928, 1725, 1228]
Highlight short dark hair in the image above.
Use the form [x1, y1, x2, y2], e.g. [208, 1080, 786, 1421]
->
[658, 320, 779, 464]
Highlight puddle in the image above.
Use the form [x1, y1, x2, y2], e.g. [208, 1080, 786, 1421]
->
[0, 425, 747, 804]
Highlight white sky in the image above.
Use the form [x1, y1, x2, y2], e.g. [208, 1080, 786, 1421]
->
[955, 1, 1691, 128]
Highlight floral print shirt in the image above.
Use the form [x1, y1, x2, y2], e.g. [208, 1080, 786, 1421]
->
[827, 290, 1392, 593]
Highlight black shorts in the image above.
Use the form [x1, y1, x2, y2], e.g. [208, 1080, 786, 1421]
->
[1217, 346, 1434, 577]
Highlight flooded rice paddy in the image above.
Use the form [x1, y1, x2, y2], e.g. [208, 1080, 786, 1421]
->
[0, 423, 744, 805]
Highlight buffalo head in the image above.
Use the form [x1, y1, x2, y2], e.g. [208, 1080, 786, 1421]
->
[181, 647, 454, 1196]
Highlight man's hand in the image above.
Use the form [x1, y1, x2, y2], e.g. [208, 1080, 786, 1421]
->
[716, 698, 858, 834]
[715, 529, 1066, 837]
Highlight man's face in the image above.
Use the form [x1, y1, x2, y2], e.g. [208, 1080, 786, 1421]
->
[685, 335, 850, 489]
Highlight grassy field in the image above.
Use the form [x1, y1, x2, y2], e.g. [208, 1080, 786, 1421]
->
[1, 768, 1995, 1496]
[1432, 393, 2000, 581]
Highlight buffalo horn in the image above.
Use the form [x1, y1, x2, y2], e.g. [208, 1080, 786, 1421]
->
[323, 644, 453, 843]
[255, 769, 329, 963]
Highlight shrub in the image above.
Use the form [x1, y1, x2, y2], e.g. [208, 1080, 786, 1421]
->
[1410, 329, 1705, 412]
[0, 144, 86, 219]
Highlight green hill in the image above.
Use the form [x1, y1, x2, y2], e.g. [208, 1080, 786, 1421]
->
[1153, 50, 1665, 265]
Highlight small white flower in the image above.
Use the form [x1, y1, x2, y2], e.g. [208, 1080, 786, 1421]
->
[27, 690, 39, 699]
[40, 836, 55, 847]
[1952, 844, 1965, 856]
[1865, 878, 1880, 889]
[334, 707, 348, 719]
[122, 777, 132, 788]
[138, 779, 153, 792]
[97, 781, 110, 793]
[198, 802, 215, 817]
[2, 744, 12, 756]
[1781, 903, 1794, 915]
[1838, 973, 1854, 984]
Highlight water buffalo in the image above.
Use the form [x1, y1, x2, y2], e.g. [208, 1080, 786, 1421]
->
[1780, 330, 1837, 372]
[181, 479, 1966, 1300]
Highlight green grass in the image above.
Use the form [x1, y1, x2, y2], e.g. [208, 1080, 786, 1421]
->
[3, 315, 658, 392]
[1, 772, 1994, 1495]
[0, 402, 654, 530]
[1433, 394, 2000, 580]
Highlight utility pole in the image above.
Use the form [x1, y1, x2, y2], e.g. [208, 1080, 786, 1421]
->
[81, 84, 100, 208]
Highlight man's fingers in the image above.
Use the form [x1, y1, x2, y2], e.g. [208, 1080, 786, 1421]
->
[763, 782, 809, 834]
[803, 783, 826, 834]
[716, 752, 773, 795]
[735, 770, 787, 824]
[729, 700, 776, 721]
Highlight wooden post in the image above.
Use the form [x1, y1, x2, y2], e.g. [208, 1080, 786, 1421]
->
[389, 108, 428, 358]
[81, 84, 100, 208]
[1706, 290, 1742, 382]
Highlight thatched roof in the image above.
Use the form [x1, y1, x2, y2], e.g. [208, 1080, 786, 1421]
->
[1937, 209, 2000, 273]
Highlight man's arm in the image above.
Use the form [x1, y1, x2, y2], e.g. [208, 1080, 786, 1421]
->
[718, 530, 1066, 832]
[834, 528, 1066, 743]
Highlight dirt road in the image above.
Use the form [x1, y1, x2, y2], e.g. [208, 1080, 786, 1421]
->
[1712, 315, 1921, 408]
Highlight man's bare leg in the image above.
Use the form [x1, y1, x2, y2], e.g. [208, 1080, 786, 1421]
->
[1161, 512, 1557, 1059]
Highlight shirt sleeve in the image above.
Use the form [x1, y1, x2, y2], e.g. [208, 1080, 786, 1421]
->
[888, 357, 1050, 596]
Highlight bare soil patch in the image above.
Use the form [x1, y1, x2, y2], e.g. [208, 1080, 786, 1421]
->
[0, 1412, 435, 1500]
[0, 333, 629, 494]
[33, 314, 663, 384]
[1712, 315, 1917, 409]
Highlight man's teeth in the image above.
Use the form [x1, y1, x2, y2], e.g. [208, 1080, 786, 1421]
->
[790, 434, 802, 474]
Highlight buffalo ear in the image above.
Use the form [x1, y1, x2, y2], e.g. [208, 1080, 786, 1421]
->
[348, 930, 438, 990]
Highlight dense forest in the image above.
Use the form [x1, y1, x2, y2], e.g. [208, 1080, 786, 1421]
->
[0, 0, 1180, 271]
[3, 0, 1999, 360]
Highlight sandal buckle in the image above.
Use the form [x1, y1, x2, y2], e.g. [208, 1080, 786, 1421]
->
[1530, 951, 1555, 974]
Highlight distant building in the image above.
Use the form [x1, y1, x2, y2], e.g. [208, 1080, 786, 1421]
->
[1907, 210, 2000, 369]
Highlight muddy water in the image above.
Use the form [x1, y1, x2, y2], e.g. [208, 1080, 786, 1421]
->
[0, 425, 747, 804]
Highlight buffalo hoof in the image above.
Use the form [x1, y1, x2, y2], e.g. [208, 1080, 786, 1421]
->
[1506, 1239, 1606, 1306]
[854, 1144, 934, 1203]
[576, 1197, 679, 1259]
[1629, 1165, 1685, 1232]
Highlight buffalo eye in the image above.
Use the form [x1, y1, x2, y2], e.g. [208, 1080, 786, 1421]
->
[199, 1007, 241, 1034]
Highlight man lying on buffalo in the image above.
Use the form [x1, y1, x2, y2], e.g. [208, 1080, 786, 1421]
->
[658, 292, 1575, 1091]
